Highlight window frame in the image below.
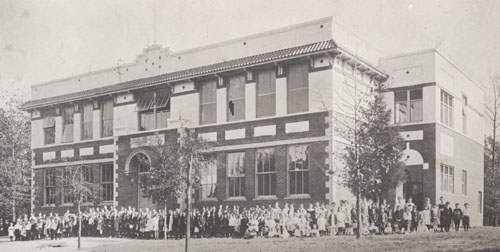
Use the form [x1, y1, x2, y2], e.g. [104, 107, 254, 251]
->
[226, 74, 246, 122]
[288, 144, 310, 196]
[286, 62, 309, 114]
[101, 99, 114, 137]
[61, 106, 74, 143]
[226, 152, 245, 198]
[255, 148, 276, 197]
[44, 168, 57, 206]
[256, 69, 276, 118]
[461, 170, 467, 196]
[440, 90, 454, 127]
[101, 163, 114, 202]
[62, 168, 74, 205]
[440, 163, 454, 194]
[199, 79, 217, 125]
[394, 88, 423, 123]
[199, 154, 217, 200]
[81, 102, 93, 140]
[137, 91, 170, 131]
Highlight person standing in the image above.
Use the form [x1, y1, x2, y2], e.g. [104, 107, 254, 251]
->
[442, 202, 453, 232]
[452, 203, 463, 231]
[8, 223, 14, 241]
[438, 196, 446, 232]
[462, 203, 471, 231]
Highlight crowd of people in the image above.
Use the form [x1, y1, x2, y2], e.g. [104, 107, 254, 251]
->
[6, 196, 473, 241]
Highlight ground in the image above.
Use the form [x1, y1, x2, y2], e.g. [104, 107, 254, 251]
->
[1, 227, 500, 252]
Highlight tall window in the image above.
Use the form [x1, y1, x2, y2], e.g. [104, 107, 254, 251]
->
[287, 62, 309, 114]
[227, 75, 245, 121]
[44, 168, 56, 205]
[478, 191, 483, 213]
[440, 164, 454, 194]
[461, 170, 467, 195]
[101, 163, 114, 202]
[62, 106, 74, 143]
[82, 165, 94, 203]
[42, 110, 56, 145]
[394, 89, 422, 123]
[200, 155, 217, 199]
[256, 69, 276, 118]
[256, 148, 276, 196]
[441, 90, 453, 127]
[227, 152, 245, 198]
[62, 168, 74, 204]
[462, 95, 467, 134]
[200, 80, 217, 125]
[136, 91, 170, 131]
[288, 145, 309, 195]
[101, 99, 113, 137]
[82, 103, 93, 140]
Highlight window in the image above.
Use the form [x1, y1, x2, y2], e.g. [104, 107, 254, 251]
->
[81, 103, 93, 140]
[394, 89, 422, 123]
[256, 148, 276, 196]
[440, 164, 454, 194]
[136, 91, 170, 131]
[200, 80, 217, 125]
[227, 75, 245, 121]
[62, 106, 74, 143]
[101, 99, 113, 137]
[287, 62, 309, 114]
[42, 110, 56, 145]
[62, 168, 74, 204]
[44, 168, 56, 205]
[131, 153, 150, 173]
[256, 69, 276, 118]
[81, 166, 94, 203]
[461, 170, 467, 195]
[441, 90, 453, 127]
[227, 152, 245, 198]
[478, 191, 483, 213]
[462, 95, 467, 134]
[200, 155, 217, 199]
[288, 145, 309, 195]
[101, 163, 113, 202]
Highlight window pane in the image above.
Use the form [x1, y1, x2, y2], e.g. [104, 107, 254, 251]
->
[102, 100, 113, 137]
[410, 100, 423, 122]
[304, 171, 309, 194]
[394, 91, 407, 102]
[257, 70, 276, 118]
[227, 75, 245, 121]
[290, 172, 296, 194]
[258, 175, 263, 196]
[271, 173, 276, 195]
[410, 89, 422, 100]
[256, 94, 276, 118]
[287, 62, 309, 114]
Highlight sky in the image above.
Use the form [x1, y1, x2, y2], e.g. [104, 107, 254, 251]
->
[1, 0, 499, 108]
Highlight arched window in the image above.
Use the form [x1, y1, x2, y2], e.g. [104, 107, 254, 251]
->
[129, 153, 150, 173]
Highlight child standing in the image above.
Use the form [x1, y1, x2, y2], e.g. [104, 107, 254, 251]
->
[430, 204, 440, 232]
[8, 223, 14, 241]
[462, 203, 471, 231]
[453, 203, 463, 231]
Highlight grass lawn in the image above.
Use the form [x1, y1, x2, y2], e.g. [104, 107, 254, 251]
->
[1, 227, 500, 252]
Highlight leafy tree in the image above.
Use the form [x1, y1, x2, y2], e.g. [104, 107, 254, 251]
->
[139, 128, 211, 252]
[57, 163, 99, 249]
[0, 90, 31, 221]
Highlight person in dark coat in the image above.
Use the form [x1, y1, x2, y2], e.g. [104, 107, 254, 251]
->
[452, 203, 463, 231]
[438, 196, 446, 232]
[442, 202, 453, 232]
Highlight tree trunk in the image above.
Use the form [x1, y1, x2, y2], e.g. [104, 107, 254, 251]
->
[356, 190, 361, 238]
[185, 156, 193, 252]
[12, 203, 16, 223]
[78, 201, 81, 249]
[164, 202, 167, 240]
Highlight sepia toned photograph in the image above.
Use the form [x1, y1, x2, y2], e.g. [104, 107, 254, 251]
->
[0, 0, 499, 251]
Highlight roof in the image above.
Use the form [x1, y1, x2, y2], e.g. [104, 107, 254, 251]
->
[21, 39, 341, 110]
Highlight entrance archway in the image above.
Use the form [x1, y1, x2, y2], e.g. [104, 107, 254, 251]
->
[126, 151, 156, 210]
[399, 143, 428, 210]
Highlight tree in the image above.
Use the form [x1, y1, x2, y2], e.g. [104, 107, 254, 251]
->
[139, 127, 211, 252]
[484, 76, 500, 226]
[0, 90, 31, 221]
[342, 84, 406, 203]
[58, 163, 99, 249]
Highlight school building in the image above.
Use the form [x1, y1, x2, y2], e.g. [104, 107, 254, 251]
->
[21, 17, 484, 226]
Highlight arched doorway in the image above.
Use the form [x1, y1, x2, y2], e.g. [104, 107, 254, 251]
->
[126, 151, 156, 210]
[399, 143, 427, 209]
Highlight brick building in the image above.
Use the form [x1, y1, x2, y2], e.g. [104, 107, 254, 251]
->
[21, 17, 484, 226]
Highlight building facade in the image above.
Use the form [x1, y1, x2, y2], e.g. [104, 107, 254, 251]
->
[21, 17, 484, 226]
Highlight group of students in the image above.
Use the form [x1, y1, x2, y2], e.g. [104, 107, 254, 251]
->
[6, 196, 473, 241]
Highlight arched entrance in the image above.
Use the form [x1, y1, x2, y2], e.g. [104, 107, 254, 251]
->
[399, 143, 428, 209]
[126, 151, 156, 210]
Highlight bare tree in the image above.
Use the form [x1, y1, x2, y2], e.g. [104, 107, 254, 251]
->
[57, 163, 99, 249]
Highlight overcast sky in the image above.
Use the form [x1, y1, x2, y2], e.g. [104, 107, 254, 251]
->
[1, 0, 499, 103]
